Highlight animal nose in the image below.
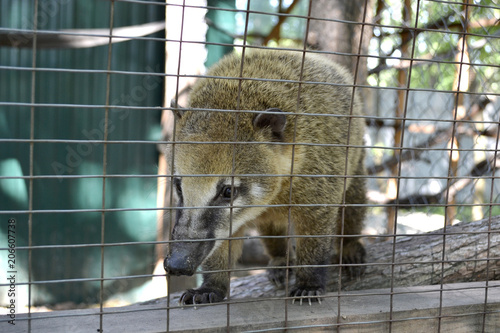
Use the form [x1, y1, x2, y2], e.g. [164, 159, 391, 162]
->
[164, 245, 199, 276]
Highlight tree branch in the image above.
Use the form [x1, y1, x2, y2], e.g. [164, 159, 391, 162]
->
[376, 16, 499, 62]
[0, 21, 165, 48]
[262, 0, 301, 45]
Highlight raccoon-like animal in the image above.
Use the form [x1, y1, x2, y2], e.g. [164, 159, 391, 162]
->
[164, 49, 366, 305]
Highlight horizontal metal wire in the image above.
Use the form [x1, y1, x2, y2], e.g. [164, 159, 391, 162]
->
[134, 0, 500, 26]
[265, 309, 500, 333]
[0, 200, 500, 215]
[2, 103, 499, 127]
[421, 0, 500, 10]
[1, 275, 497, 301]
[1, 256, 499, 289]
[1, 173, 498, 182]
[2, 289, 497, 325]
[2, 80, 498, 107]
[1, 139, 499, 157]
[2, 225, 499, 252]
[119, 0, 500, 12]
[2, 42, 499, 69]
[2, 305, 497, 329]
[0, 281, 497, 325]
[2, 58, 500, 89]
[2, 301, 498, 329]
[1, 200, 499, 215]
[0, 27, 166, 44]
[21, 28, 494, 73]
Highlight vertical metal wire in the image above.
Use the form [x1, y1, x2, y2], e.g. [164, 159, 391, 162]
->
[388, 0, 421, 331]
[336, 0, 369, 330]
[229, 1, 252, 329]
[282, 1, 314, 328]
[386, 0, 412, 237]
[166, 0, 187, 330]
[28, 1, 39, 332]
[481, 105, 500, 332]
[99, 1, 115, 331]
[438, 1, 470, 331]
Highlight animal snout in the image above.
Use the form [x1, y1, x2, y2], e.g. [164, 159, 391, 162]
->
[163, 244, 200, 276]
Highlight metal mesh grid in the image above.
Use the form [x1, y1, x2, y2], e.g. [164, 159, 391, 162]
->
[0, 0, 499, 332]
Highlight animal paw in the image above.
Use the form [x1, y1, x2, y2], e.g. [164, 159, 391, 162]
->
[289, 286, 325, 305]
[179, 287, 225, 306]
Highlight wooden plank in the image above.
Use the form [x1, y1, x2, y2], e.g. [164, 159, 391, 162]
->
[8, 281, 500, 332]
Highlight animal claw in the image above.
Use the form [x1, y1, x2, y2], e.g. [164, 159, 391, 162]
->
[179, 294, 186, 307]
[209, 292, 219, 304]
[178, 287, 225, 306]
[290, 287, 324, 305]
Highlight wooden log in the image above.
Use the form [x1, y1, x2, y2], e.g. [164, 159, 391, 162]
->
[229, 215, 500, 299]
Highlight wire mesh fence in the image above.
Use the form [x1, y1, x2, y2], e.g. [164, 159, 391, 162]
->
[0, 0, 499, 332]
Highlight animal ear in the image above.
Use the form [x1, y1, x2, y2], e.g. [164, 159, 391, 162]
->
[253, 108, 287, 141]
[170, 99, 185, 119]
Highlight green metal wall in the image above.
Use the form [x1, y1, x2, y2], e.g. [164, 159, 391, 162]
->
[206, 0, 235, 68]
[0, 0, 164, 304]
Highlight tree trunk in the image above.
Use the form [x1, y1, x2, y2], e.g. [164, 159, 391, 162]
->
[307, 0, 373, 86]
[230, 216, 500, 299]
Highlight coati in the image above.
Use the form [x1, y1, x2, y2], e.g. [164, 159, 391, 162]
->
[164, 48, 366, 305]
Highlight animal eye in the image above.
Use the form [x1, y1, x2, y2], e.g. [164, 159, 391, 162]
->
[221, 185, 238, 199]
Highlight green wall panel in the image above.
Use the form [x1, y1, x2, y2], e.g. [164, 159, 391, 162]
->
[0, 0, 165, 304]
[206, 0, 235, 68]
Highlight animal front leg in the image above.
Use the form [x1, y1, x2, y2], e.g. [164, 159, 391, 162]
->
[178, 238, 243, 306]
[290, 235, 330, 305]
[257, 214, 295, 288]
[336, 165, 367, 279]
[288, 205, 336, 305]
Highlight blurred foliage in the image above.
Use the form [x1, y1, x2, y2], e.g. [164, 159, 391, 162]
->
[234, 0, 499, 94]
[368, 0, 500, 93]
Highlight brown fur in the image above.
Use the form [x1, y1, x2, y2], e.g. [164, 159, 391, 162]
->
[165, 49, 366, 304]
